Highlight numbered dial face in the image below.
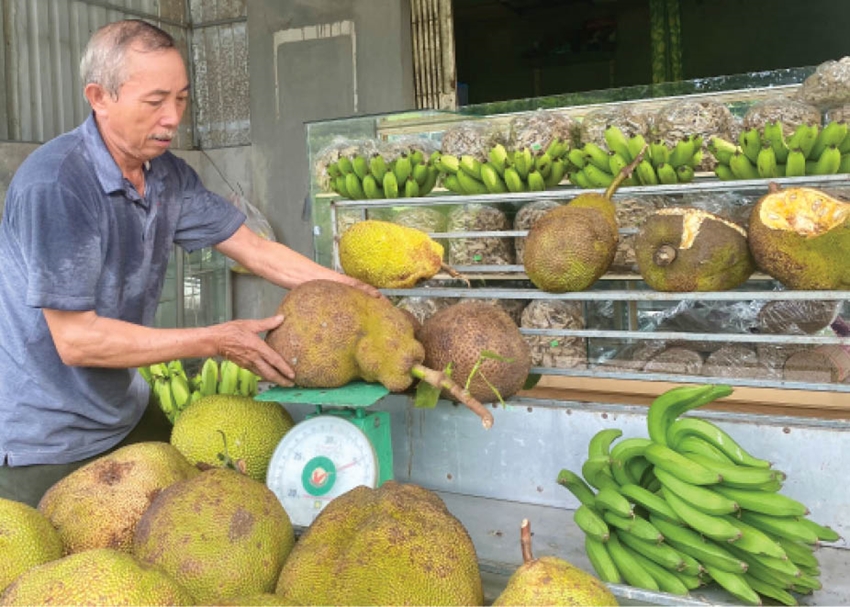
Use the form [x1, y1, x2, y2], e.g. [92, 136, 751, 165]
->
[266, 415, 378, 527]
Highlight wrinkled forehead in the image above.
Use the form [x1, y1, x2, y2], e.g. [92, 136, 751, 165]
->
[121, 44, 188, 87]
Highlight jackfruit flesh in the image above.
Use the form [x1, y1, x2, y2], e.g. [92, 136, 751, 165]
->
[339, 219, 444, 288]
[748, 186, 850, 289]
[635, 208, 755, 292]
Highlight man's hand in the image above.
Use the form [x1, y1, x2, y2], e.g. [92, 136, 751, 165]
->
[214, 315, 295, 387]
[336, 274, 385, 299]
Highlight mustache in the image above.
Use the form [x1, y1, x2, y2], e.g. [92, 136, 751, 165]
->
[149, 131, 176, 141]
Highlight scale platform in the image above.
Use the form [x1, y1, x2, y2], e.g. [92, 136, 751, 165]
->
[257, 382, 393, 527]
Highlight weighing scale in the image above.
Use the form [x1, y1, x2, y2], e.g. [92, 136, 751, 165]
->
[256, 382, 394, 527]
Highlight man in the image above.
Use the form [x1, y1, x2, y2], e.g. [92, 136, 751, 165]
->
[0, 19, 377, 506]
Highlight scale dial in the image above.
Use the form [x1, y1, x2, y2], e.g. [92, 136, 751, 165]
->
[266, 415, 378, 527]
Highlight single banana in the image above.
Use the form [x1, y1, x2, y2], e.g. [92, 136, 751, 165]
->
[604, 125, 633, 162]
[622, 544, 690, 595]
[771, 536, 819, 569]
[333, 175, 350, 198]
[583, 164, 615, 188]
[513, 148, 532, 180]
[169, 373, 192, 412]
[683, 453, 783, 489]
[726, 542, 802, 579]
[703, 565, 761, 606]
[544, 158, 568, 187]
[403, 176, 420, 198]
[609, 438, 652, 486]
[477, 162, 505, 193]
[662, 487, 743, 542]
[709, 137, 738, 165]
[653, 466, 739, 515]
[605, 533, 660, 591]
[336, 155, 354, 175]
[137, 365, 153, 385]
[218, 360, 240, 395]
[588, 428, 623, 459]
[582, 455, 618, 491]
[362, 174, 383, 199]
[608, 151, 630, 177]
[438, 153, 460, 174]
[627, 133, 648, 162]
[326, 161, 341, 178]
[687, 148, 704, 168]
[155, 377, 176, 422]
[618, 483, 682, 523]
[840, 132, 850, 154]
[737, 549, 799, 588]
[812, 144, 841, 175]
[762, 120, 790, 164]
[534, 151, 553, 178]
[668, 136, 696, 168]
[344, 172, 365, 199]
[757, 144, 779, 178]
[635, 159, 659, 185]
[649, 139, 670, 167]
[714, 163, 735, 180]
[667, 417, 771, 468]
[795, 516, 841, 543]
[602, 511, 663, 544]
[810, 120, 848, 159]
[585, 535, 623, 583]
[594, 485, 634, 518]
[656, 162, 678, 185]
[738, 128, 762, 165]
[569, 170, 593, 189]
[556, 469, 597, 509]
[744, 574, 798, 607]
[442, 173, 464, 194]
[459, 155, 482, 180]
[488, 144, 508, 176]
[393, 154, 412, 183]
[797, 123, 820, 159]
[583, 142, 612, 172]
[738, 511, 820, 545]
[456, 170, 488, 195]
[567, 147, 587, 169]
[784, 147, 807, 177]
[545, 137, 568, 160]
[412, 162, 429, 186]
[382, 171, 400, 198]
[503, 167, 525, 192]
[574, 504, 610, 542]
[675, 435, 735, 465]
[199, 358, 219, 397]
[729, 151, 760, 179]
[840, 152, 850, 173]
[420, 166, 440, 195]
[351, 154, 369, 180]
[237, 365, 256, 397]
[650, 515, 747, 573]
[526, 169, 547, 192]
[645, 443, 722, 486]
[409, 148, 425, 166]
[722, 515, 787, 559]
[148, 362, 170, 379]
[369, 153, 388, 182]
[676, 165, 695, 183]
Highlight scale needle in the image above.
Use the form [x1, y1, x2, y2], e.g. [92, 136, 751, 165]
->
[336, 459, 359, 472]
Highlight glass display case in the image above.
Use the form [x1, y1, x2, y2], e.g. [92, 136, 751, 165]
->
[154, 247, 230, 330]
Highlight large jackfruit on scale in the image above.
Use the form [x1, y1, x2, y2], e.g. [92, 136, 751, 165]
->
[338, 219, 464, 288]
[275, 481, 483, 606]
[748, 182, 850, 289]
[265, 279, 494, 428]
[0, 548, 194, 606]
[493, 520, 617, 606]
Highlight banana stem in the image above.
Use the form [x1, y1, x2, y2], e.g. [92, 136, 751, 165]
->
[605, 143, 648, 199]
[410, 364, 494, 429]
[520, 518, 534, 563]
[441, 262, 471, 288]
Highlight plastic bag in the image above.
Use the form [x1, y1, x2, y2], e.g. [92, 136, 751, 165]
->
[797, 56, 850, 110]
[228, 192, 278, 274]
[653, 99, 736, 171]
[440, 121, 508, 162]
[578, 104, 653, 147]
[508, 110, 577, 154]
[742, 96, 822, 137]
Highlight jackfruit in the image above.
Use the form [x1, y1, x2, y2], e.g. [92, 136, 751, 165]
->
[132, 468, 294, 603]
[635, 208, 755, 291]
[338, 219, 464, 288]
[748, 183, 850, 289]
[276, 481, 483, 606]
[0, 498, 63, 594]
[265, 279, 494, 428]
[0, 548, 194, 606]
[493, 520, 617, 606]
[170, 394, 294, 482]
[215, 593, 290, 606]
[37, 441, 199, 554]
[418, 301, 532, 403]
[523, 171, 624, 292]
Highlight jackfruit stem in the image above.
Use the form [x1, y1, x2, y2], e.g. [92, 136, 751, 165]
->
[654, 244, 677, 267]
[441, 262, 471, 288]
[604, 143, 648, 200]
[409, 364, 494, 429]
[520, 518, 534, 564]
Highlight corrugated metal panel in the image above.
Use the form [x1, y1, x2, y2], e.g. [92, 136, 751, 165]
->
[189, 0, 250, 148]
[1, 0, 193, 147]
[410, 0, 457, 110]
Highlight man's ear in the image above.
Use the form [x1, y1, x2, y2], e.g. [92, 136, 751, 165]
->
[84, 83, 110, 112]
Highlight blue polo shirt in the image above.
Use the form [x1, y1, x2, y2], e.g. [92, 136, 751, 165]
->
[0, 114, 245, 466]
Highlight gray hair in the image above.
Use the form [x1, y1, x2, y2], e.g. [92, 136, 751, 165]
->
[80, 19, 176, 97]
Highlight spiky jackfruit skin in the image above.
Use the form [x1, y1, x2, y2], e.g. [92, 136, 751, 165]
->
[170, 395, 294, 482]
[37, 442, 199, 555]
[265, 280, 425, 392]
[133, 468, 294, 604]
[339, 220, 444, 288]
[635, 208, 755, 292]
[493, 556, 618, 606]
[748, 187, 850, 289]
[0, 548, 195, 606]
[0, 499, 63, 594]
[276, 481, 483, 606]
[419, 302, 532, 403]
[524, 202, 618, 293]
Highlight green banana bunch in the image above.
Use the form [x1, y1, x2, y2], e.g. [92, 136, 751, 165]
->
[141, 357, 263, 423]
[712, 120, 850, 180]
[326, 147, 441, 199]
[568, 132, 701, 189]
[558, 383, 839, 605]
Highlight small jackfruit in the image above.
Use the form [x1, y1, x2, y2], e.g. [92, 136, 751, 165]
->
[265, 280, 494, 428]
[339, 219, 462, 288]
[0, 499, 63, 594]
[635, 208, 755, 291]
[275, 481, 483, 606]
[493, 520, 617, 606]
[170, 394, 294, 482]
[37, 442, 199, 555]
[748, 183, 850, 289]
[133, 468, 294, 603]
[0, 548, 194, 606]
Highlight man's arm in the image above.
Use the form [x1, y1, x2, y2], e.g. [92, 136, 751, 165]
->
[214, 224, 381, 296]
[42, 309, 296, 387]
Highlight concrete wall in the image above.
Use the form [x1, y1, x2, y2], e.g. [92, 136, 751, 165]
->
[241, 0, 416, 320]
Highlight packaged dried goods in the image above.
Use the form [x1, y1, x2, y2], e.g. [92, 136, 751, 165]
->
[653, 99, 736, 170]
[756, 300, 842, 335]
[783, 345, 850, 383]
[742, 96, 822, 137]
[701, 345, 771, 379]
[508, 110, 577, 154]
[796, 56, 850, 110]
[643, 346, 704, 375]
[578, 104, 653, 147]
[440, 120, 508, 161]
[520, 300, 587, 369]
[446, 204, 515, 266]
